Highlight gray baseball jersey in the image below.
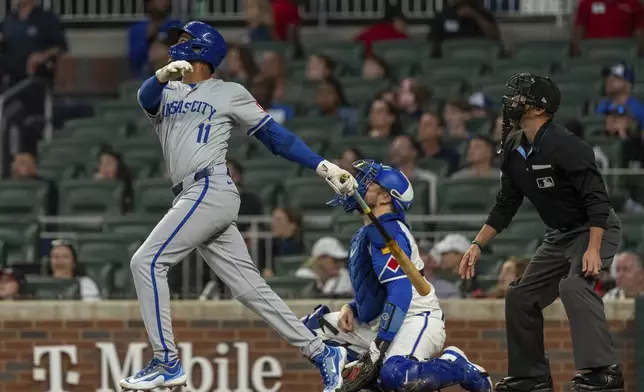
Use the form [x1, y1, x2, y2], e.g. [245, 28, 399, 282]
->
[139, 79, 271, 184]
[130, 78, 325, 366]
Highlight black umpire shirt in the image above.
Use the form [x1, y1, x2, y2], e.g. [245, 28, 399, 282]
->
[486, 120, 611, 233]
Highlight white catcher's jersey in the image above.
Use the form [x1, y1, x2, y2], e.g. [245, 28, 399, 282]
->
[138, 79, 270, 184]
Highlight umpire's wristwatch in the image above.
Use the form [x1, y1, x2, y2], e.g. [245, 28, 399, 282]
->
[471, 240, 484, 250]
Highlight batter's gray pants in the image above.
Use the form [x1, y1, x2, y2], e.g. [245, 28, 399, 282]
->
[130, 169, 325, 362]
[505, 210, 622, 377]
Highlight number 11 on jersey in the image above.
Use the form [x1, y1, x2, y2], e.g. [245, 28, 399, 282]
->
[197, 123, 211, 144]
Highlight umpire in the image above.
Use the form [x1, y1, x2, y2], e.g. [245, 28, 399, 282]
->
[459, 73, 624, 392]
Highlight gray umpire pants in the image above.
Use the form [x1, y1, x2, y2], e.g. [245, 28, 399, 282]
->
[505, 209, 622, 377]
[130, 168, 325, 363]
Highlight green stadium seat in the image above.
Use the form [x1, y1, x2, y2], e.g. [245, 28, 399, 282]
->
[274, 254, 307, 276]
[75, 232, 134, 265]
[579, 39, 638, 59]
[0, 217, 39, 265]
[491, 60, 552, 81]
[78, 257, 117, 298]
[441, 39, 500, 62]
[264, 276, 317, 299]
[618, 214, 644, 247]
[119, 80, 141, 99]
[283, 177, 336, 213]
[0, 180, 48, 217]
[38, 140, 96, 167]
[439, 178, 499, 213]
[23, 276, 80, 300]
[103, 214, 160, 238]
[333, 214, 363, 238]
[409, 180, 430, 216]
[588, 137, 622, 167]
[284, 117, 344, 137]
[281, 80, 318, 112]
[308, 41, 363, 62]
[59, 180, 124, 215]
[37, 162, 81, 181]
[94, 100, 142, 118]
[343, 80, 390, 106]
[504, 214, 545, 237]
[134, 179, 174, 215]
[249, 41, 288, 57]
[329, 137, 390, 162]
[512, 39, 569, 60]
[489, 234, 532, 258]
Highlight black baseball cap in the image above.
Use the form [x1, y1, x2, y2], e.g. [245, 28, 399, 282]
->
[529, 76, 561, 114]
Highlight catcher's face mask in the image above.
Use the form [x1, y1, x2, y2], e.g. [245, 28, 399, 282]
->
[328, 159, 381, 213]
[502, 73, 539, 123]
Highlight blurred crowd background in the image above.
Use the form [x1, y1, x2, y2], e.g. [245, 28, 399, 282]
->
[0, 0, 643, 304]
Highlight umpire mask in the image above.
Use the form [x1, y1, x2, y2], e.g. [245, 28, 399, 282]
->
[502, 73, 561, 123]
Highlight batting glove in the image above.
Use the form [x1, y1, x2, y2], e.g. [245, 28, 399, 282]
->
[316, 160, 358, 196]
[155, 60, 193, 83]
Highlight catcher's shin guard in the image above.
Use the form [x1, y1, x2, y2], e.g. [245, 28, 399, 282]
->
[570, 365, 624, 392]
[379, 356, 464, 392]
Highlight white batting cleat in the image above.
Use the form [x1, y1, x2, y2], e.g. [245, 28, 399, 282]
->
[119, 358, 186, 391]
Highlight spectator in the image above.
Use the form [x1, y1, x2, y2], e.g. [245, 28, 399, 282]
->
[487, 256, 528, 298]
[375, 89, 397, 106]
[389, 135, 437, 183]
[562, 118, 610, 169]
[417, 111, 461, 176]
[596, 62, 644, 125]
[271, 207, 304, 257]
[468, 92, 494, 119]
[250, 74, 294, 124]
[488, 114, 504, 143]
[295, 237, 353, 297]
[418, 240, 459, 299]
[0, 268, 26, 300]
[260, 50, 286, 101]
[310, 77, 358, 134]
[367, 99, 402, 139]
[244, 0, 273, 42]
[11, 151, 57, 214]
[271, 0, 302, 42]
[362, 54, 391, 81]
[354, 9, 408, 55]
[572, 0, 644, 56]
[93, 148, 133, 213]
[430, 0, 501, 56]
[334, 147, 364, 176]
[601, 105, 644, 168]
[433, 233, 482, 297]
[127, 0, 180, 78]
[226, 158, 263, 232]
[222, 43, 259, 84]
[0, 0, 67, 86]
[443, 97, 473, 140]
[306, 53, 335, 82]
[604, 251, 644, 299]
[451, 135, 500, 179]
[48, 239, 101, 301]
[396, 78, 430, 121]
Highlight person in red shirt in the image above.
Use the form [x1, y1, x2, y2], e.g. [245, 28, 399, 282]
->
[572, 0, 644, 55]
[271, 0, 301, 41]
[354, 12, 408, 55]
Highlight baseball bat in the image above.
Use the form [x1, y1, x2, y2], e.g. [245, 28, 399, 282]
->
[340, 174, 432, 296]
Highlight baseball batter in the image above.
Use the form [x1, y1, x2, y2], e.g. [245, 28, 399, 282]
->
[302, 160, 492, 392]
[119, 21, 356, 392]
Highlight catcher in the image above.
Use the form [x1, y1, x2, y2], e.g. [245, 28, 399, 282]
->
[302, 160, 492, 392]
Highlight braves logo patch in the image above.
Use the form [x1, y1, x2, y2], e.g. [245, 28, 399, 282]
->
[536, 177, 555, 188]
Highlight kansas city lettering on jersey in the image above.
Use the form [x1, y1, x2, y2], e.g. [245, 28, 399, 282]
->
[163, 100, 217, 120]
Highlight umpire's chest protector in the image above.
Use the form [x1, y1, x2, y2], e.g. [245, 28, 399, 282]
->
[348, 227, 388, 324]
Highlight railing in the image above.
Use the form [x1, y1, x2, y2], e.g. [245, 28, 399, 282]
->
[0, 0, 575, 24]
[0, 77, 53, 178]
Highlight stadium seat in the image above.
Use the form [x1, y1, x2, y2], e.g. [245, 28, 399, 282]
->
[439, 179, 499, 213]
[103, 214, 160, 238]
[264, 276, 317, 299]
[333, 214, 363, 237]
[78, 257, 117, 298]
[23, 276, 80, 300]
[38, 140, 97, 168]
[441, 39, 500, 62]
[618, 214, 644, 247]
[489, 234, 532, 259]
[579, 39, 638, 60]
[588, 137, 622, 167]
[284, 117, 344, 137]
[134, 179, 174, 215]
[274, 254, 307, 276]
[0, 217, 39, 265]
[491, 60, 552, 81]
[59, 180, 124, 215]
[75, 232, 134, 265]
[511, 39, 569, 61]
[329, 137, 390, 163]
[409, 180, 430, 216]
[417, 158, 449, 178]
[283, 177, 336, 213]
[119, 80, 141, 99]
[343, 80, 390, 106]
[308, 41, 363, 63]
[0, 180, 48, 217]
[249, 41, 288, 57]
[504, 214, 545, 237]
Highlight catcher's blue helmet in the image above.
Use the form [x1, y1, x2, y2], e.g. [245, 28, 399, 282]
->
[168, 21, 227, 71]
[328, 160, 414, 213]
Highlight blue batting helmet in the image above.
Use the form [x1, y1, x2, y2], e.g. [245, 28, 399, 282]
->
[328, 160, 414, 213]
[168, 21, 227, 71]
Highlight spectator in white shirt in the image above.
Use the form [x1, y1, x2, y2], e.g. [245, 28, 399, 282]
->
[49, 239, 102, 302]
[604, 251, 644, 300]
[296, 237, 353, 297]
[418, 239, 459, 299]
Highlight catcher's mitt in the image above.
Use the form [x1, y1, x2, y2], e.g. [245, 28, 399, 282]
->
[338, 340, 389, 392]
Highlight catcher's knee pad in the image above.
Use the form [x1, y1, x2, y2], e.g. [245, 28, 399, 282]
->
[301, 305, 332, 335]
[378, 356, 464, 391]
